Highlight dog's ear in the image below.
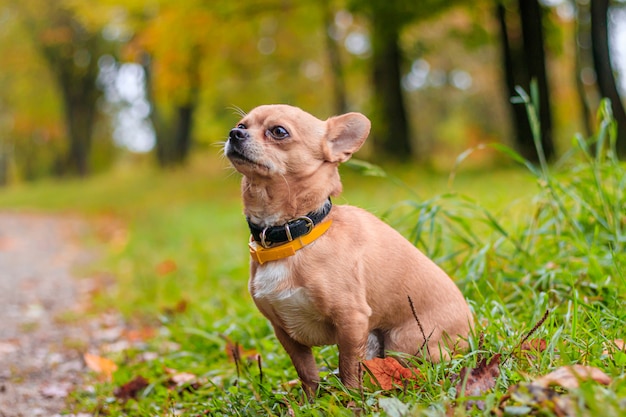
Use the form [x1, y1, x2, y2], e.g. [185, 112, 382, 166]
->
[324, 113, 371, 163]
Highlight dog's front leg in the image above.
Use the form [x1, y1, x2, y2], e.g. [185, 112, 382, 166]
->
[273, 325, 319, 398]
[336, 315, 370, 388]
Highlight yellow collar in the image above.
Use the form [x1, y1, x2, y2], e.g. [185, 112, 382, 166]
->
[248, 220, 332, 265]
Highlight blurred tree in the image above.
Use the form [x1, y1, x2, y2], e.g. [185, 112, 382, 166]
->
[62, 0, 209, 166]
[12, 0, 111, 176]
[120, 1, 336, 166]
[496, 0, 554, 162]
[322, 0, 348, 114]
[573, 0, 594, 138]
[349, 0, 463, 160]
[126, 2, 209, 167]
[590, 0, 626, 156]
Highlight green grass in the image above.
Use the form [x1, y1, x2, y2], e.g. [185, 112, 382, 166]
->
[1, 105, 625, 415]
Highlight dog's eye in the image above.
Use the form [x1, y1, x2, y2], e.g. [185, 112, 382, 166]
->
[237, 123, 246, 129]
[268, 126, 289, 140]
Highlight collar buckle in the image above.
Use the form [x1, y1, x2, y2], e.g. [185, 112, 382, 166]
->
[260, 216, 313, 248]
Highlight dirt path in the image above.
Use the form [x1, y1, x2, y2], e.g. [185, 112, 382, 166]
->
[0, 213, 95, 417]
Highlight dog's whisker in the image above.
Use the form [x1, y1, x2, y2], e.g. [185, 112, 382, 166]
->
[227, 105, 247, 118]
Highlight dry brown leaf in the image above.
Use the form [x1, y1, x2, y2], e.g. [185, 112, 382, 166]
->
[456, 354, 501, 410]
[223, 337, 258, 362]
[502, 383, 574, 416]
[165, 367, 197, 387]
[532, 365, 611, 389]
[163, 299, 188, 316]
[362, 356, 421, 390]
[602, 339, 625, 356]
[521, 338, 547, 353]
[156, 259, 177, 275]
[83, 352, 118, 381]
[123, 327, 157, 342]
[114, 375, 149, 401]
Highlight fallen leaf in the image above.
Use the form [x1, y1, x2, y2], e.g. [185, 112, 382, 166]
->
[504, 383, 574, 416]
[123, 327, 157, 342]
[282, 379, 300, 391]
[362, 356, 421, 390]
[165, 367, 197, 387]
[520, 338, 547, 353]
[163, 299, 188, 316]
[83, 352, 118, 381]
[96, 216, 128, 250]
[501, 366, 610, 416]
[114, 375, 149, 401]
[532, 365, 611, 389]
[456, 354, 501, 410]
[156, 259, 177, 275]
[602, 339, 625, 356]
[223, 337, 258, 362]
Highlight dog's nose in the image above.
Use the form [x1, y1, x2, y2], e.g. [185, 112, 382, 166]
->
[229, 128, 247, 141]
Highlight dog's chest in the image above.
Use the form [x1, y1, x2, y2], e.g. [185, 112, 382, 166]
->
[251, 262, 335, 346]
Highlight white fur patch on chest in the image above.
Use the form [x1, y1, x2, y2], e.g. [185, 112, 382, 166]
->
[252, 263, 335, 346]
[252, 262, 291, 299]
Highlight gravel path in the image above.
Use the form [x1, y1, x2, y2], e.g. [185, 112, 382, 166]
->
[0, 213, 95, 417]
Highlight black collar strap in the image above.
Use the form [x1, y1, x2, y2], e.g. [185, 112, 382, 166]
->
[247, 198, 332, 248]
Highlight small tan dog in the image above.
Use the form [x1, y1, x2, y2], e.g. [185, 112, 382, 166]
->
[225, 104, 473, 396]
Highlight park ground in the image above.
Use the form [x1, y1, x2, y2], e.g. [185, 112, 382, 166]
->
[0, 148, 624, 415]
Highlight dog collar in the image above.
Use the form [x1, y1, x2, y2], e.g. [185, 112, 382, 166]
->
[246, 198, 332, 247]
[248, 219, 332, 264]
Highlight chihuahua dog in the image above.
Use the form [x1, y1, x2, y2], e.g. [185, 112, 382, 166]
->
[225, 104, 473, 396]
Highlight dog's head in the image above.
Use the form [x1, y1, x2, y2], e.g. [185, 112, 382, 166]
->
[225, 104, 371, 200]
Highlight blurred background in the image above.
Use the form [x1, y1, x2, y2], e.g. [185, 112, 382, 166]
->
[0, 0, 625, 185]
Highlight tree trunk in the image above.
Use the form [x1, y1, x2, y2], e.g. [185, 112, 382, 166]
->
[322, 0, 348, 115]
[0, 149, 7, 186]
[141, 54, 171, 167]
[496, 3, 533, 155]
[574, 1, 593, 138]
[496, 1, 555, 162]
[519, 0, 554, 161]
[591, 0, 626, 156]
[174, 104, 194, 163]
[144, 52, 198, 167]
[23, 7, 102, 177]
[59, 73, 98, 177]
[370, 15, 412, 159]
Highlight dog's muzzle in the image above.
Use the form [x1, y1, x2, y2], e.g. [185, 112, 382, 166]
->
[226, 128, 252, 161]
[229, 127, 248, 142]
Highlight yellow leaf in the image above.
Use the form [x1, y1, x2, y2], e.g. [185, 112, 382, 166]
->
[84, 352, 118, 381]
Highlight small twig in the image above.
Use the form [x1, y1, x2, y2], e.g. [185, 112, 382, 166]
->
[358, 362, 365, 409]
[503, 308, 550, 366]
[477, 331, 485, 352]
[518, 309, 550, 350]
[232, 342, 241, 385]
[360, 361, 381, 389]
[257, 354, 263, 386]
[407, 295, 431, 357]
